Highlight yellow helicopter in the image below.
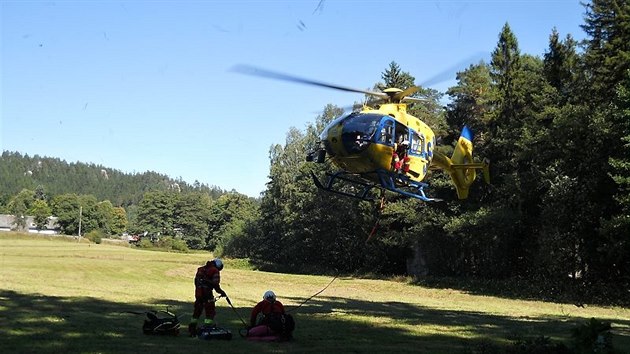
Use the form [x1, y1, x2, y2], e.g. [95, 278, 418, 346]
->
[233, 65, 490, 202]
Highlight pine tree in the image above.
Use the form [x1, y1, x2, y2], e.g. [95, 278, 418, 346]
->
[136, 191, 176, 237]
[446, 62, 493, 143]
[582, 0, 630, 106]
[487, 22, 522, 204]
[379, 61, 416, 89]
[490, 22, 521, 115]
[597, 71, 630, 287]
[609, 74, 630, 212]
[543, 28, 579, 104]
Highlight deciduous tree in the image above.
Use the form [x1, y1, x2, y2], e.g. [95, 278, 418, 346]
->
[29, 199, 52, 231]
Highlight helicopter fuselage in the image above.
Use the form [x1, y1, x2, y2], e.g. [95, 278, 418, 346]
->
[319, 103, 436, 184]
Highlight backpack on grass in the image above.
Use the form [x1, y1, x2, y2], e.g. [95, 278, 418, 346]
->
[267, 313, 295, 337]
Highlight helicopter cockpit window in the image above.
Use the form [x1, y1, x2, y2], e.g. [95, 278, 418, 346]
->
[340, 113, 382, 154]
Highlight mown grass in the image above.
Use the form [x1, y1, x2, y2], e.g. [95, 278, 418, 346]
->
[1, 232, 629, 353]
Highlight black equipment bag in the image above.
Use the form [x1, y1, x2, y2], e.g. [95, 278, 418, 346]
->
[142, 310, 181, 336]
[267, 313, 295, 336]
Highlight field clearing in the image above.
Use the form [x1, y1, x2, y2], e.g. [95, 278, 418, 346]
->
[1, 233, 629, 353]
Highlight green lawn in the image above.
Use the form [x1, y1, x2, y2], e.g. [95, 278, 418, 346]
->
[1, 233, 629, 353]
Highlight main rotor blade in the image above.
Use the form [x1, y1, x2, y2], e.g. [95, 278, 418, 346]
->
[398, 86, 420, 98]
[231, 64, 389, 99]
[401, 97, 428, 103]
[390, 86, 421, 103]
[419, 51, 488, 88]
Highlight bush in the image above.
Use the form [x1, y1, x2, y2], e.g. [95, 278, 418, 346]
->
[156, 236, 189, 252]
[132, 236, 189, 252]
[84, 230, 105, 244]
[216, 219, 256, 258]
[170, 239, 189, 252]
[137, 238, 153, 248]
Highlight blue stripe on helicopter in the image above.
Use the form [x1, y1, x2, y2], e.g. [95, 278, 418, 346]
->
[461, 125, 473, 142]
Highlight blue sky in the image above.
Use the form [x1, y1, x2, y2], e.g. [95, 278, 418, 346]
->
[2, 0, 586, 198]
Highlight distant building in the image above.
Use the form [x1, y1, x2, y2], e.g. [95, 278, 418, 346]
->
[0, 215, 15, 232]
[0, 214, 61, 235]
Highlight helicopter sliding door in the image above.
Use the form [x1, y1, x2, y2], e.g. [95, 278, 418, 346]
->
[376, 117, 411, 173]
[409, 130, 426, 158]
[408, 129, 429, 179]
[376, 116, 410, 146]
[394, 120, 409, 146]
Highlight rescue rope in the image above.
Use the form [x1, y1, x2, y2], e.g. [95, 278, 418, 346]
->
[366, 220, 380, 242]
[366, 194, 387, 242]
[121, 310, 148, 315]
[286, 275, 337, 314]
[120, 306, 178, 317]
[224, 297, 248, 328]
[221, 296, 250, 337]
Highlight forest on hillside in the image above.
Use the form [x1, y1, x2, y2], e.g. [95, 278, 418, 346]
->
[1, 1, 628, 305]
[0, 151, 227, 206]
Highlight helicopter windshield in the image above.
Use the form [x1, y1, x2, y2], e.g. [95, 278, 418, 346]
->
[341, 113, 383, 154]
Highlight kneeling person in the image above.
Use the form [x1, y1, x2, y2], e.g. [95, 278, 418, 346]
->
[248, 290, 294, 340]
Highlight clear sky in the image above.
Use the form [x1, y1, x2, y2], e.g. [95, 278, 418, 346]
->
[1, 0, 586, 198]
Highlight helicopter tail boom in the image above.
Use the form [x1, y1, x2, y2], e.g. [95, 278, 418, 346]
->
[432, 126, 490, 199]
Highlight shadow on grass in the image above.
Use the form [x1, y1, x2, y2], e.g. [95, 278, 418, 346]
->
[286, 294, 630, 339]
[251, 257, 630, 309]
[410, 276, 630, 309]
[2, 290, 629, 354]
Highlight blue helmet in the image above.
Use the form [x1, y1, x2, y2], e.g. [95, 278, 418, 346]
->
[213, 258, 224, 271]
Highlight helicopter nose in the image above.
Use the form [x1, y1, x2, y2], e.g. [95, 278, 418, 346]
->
[321, 127, 341, 157]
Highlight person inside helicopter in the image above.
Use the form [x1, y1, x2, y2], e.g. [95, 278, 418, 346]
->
[393, 138, 410, 174]
[379, 120, 394, 144]
[344, 113, 380, 151]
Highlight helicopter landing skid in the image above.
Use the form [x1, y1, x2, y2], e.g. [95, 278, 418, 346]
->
[310, 170, 442, 202]
[376, 170, 443, 202]
[310, 171, 379, 201]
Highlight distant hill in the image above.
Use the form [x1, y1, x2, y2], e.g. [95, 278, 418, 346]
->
[0, 151, 227, 206]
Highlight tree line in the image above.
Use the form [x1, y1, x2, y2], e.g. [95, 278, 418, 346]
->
[239, 0, 630, 304]
[0, 181, 259, 252]
[0, 151, 258, 251]
[1, 0, 627, 305]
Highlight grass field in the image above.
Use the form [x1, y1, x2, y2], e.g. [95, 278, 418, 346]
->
[1, 233, 629, 354]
